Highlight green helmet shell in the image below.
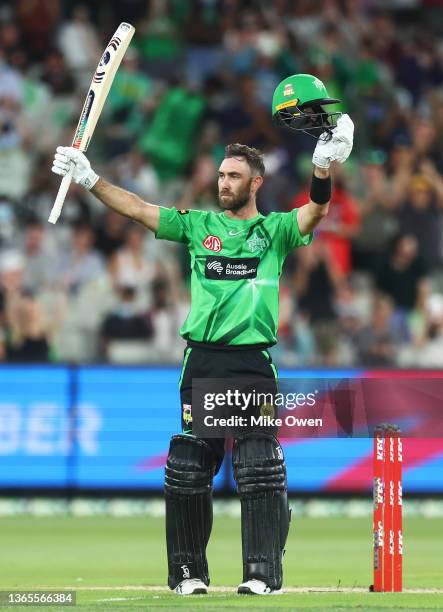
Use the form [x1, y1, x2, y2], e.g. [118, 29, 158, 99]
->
[272, 74, 341, 138]
[272, 73, 340, 115]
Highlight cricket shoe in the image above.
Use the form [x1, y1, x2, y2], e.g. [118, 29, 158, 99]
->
[174, 578, 208, 595]
[237, 579, 282, 595]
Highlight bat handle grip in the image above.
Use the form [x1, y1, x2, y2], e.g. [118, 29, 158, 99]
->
[48, 164, 74, 224]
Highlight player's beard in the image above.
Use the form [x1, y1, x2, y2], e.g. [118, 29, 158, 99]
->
[218, 179, 252, 212]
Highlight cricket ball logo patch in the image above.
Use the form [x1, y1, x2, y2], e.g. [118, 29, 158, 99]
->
[203, 235, 222, 252]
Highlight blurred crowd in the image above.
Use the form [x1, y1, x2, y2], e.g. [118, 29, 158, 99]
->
[1, 0, 443, 367]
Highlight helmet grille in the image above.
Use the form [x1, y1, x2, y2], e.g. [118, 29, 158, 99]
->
[274, 104, 341, 139]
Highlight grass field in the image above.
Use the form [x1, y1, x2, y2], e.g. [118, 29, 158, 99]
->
[0, 514, 442, 610]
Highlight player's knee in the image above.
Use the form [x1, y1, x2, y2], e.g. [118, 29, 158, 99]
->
[232, 433, 287, 495]
[165, 434, 214, 496]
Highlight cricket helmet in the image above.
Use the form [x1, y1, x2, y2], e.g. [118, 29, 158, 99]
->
[272, 74, 341, 138]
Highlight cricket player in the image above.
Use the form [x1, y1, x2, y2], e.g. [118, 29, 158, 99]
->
[52, 74, 353, 595]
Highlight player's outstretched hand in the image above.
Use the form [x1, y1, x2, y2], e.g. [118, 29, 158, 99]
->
[52, 146, 99, 190]
[312, 114, 354, 169]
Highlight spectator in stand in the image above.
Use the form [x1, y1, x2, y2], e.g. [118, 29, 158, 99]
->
[177, 149, 219, 212]
[354, 293, 398, 367]
[109, 223, 157, 309]
[0, 21, 24, 63]
[376, 234, 427, 312]
[57, 5, 100, 88]
[397, 173, 443, 271]
[410, 118, 439, 167]
[0, 287, 5, 360]
[100, 283, 154, 360]
[406, 278, 432, 349]
[352, 150, 398, 272]
[49, 222, 104, 294]
[136, 0, 183, 80]
[40, 48, 75, 96]
[351, 38, 393, 151]
[94, 210, 129, 258]
[369, 10, 401, 74]
[275, 277, 317, 367]
[15, 0, 59, 61]
[430, 93, 443, 170]
[290, 170, 360, 277]
[334, 278, 369, 353]
[184, 0, 224, 87]
[216, 74, 281, 151]
[0, 250, 51, 362]
[4, 289, 50, 362]
[411, 294, 443, 368]
[105, 48, 154, 157]
[0, 54, 32, 200]
[293, 240, 339, 323]
[0, 250, 25, 296]
[112, 149, 160, 204]
[138, 84, 206, 181]
[0, 45, 24, 102]
[21, 219, 52, 291]
[145, 277, 187, 362]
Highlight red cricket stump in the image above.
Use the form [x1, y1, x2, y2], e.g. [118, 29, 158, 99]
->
[372, 425, 403, 593]
[372, 428, 384, 592]
[393, 434, 403, 592]
[383, 433, 394, 591]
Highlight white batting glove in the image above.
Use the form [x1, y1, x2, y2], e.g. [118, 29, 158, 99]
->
[312, 114, 354, 169]
[52, 146, 99, 190]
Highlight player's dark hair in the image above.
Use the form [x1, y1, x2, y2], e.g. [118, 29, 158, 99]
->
[224, 143, 265, 177]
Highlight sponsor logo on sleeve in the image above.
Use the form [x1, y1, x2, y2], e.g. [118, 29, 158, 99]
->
[205, 256, 259, 280]
[203, 235, 222, 252]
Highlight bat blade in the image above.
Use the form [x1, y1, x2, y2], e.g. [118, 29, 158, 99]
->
[48, 22, 135, 224]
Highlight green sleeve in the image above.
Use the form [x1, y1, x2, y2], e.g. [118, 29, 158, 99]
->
[279, 209, 313, 254]
[155, 206, 192, 244]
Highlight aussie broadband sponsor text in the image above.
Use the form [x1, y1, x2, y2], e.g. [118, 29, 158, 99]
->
[204, 415, 323, 427]
[203, 389, 317, 411]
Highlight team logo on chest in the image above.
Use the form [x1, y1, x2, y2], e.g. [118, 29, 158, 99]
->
[247, 232, 268, 254]
[203, 235, 222, 252]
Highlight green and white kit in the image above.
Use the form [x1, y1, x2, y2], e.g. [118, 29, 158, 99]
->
[156, 207, 312, 346]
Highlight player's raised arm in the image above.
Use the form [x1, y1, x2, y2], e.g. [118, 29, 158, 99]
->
[51, 146, 160, 232]
[297, 114, 354, 236]
[296, 166, 331, 236]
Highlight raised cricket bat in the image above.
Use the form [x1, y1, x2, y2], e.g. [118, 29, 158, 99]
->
[48, 22, 135, 224]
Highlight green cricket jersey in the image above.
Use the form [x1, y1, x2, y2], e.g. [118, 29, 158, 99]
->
[155, 207, 312, 346]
